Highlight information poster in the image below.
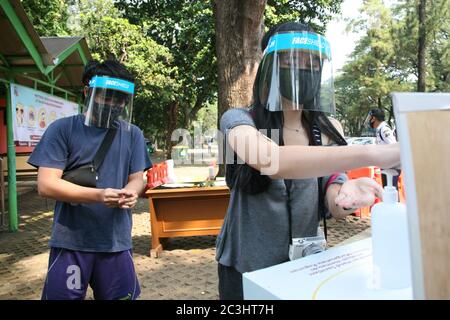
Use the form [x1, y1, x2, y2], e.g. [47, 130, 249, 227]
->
[11, 84, 79, 146]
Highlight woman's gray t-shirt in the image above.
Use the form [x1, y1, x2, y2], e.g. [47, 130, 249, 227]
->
[216, 108, 346, 273]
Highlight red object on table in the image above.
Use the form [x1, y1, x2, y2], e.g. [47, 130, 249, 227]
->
[146, 162, 169, 189]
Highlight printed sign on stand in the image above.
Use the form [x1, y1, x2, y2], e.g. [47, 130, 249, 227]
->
[11, 84, 79, 146]
[243, 238, 412, 300]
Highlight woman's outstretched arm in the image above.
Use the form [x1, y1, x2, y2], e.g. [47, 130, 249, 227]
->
[226, 125, 400, 179]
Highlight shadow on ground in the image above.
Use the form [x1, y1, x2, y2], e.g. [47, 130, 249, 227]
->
[0, 188, 370, 300]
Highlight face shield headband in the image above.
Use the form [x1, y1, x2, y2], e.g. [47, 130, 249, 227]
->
[83, 75, 135, 130]
[257, 31, 336, 114]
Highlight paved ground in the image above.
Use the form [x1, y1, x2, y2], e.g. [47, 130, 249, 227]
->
[0, 162, 372, 300]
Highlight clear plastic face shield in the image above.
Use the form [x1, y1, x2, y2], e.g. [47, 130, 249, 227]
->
[363, 113, 372, 127]
[363, 112, 375, 129]
[83, 76, 134, 130]
[257, 31, 335, 114]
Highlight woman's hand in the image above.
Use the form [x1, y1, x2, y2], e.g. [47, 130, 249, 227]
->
[335, 177, 383, 210]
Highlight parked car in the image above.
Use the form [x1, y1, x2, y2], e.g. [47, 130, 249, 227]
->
[346, 137, 376, 145]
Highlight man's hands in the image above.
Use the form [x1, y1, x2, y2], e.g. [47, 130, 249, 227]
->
[101, 188, 139, 209]
[118, 189, 139, 209]
[101, 171, 145, 209]
[36, 167, 145, 209]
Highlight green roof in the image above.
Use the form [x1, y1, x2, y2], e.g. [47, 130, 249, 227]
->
[0, 0, 91, 93]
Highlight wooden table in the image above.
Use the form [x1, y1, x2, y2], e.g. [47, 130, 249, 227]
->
[144, 186, 230, 257]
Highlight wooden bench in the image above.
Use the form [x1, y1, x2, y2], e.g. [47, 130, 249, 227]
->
[1, 154, 38, 185]
[144, 186, 230, 257]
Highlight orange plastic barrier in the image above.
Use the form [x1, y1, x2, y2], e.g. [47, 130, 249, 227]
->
[346, 166, 375, 180]
[373, 167, 382, 206]
[146, 162, 169, 189]
[398, 172, 406, 203]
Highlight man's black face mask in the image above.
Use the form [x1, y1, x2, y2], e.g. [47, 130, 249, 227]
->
[91, 102, 123, 128]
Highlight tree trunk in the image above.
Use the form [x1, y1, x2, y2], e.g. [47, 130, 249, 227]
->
[212, 0, 266, 176]
[388, 104, 394, 126]
[417, 0, 427, 92]
[183, 93, 205, 129]
[165, 101, 179, 159]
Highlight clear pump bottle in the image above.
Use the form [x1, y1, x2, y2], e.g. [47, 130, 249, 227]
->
[371, 169, 412, 289]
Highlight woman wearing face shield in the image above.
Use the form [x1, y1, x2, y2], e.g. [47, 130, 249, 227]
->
[216, 22, 401, 300]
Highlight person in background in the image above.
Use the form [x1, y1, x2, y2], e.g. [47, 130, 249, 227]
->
[207, 137, 213, 155]
[364, 108, 400, 188]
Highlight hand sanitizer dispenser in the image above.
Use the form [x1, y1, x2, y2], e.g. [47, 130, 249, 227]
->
[371, 169, 412, 289]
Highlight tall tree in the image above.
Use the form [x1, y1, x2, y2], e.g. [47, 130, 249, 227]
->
[391, 0, 448, 92]
[213, 0, 344, 124]
[423, 0, 449, 92]
[118, 0, 344, 127]
[335, 0, 449, 135]
[335, 0, 411, 135]
[417, 0, 427, 92]
[213, 0, 343, 174]
[213, 0, 266, 125]
[115, 0, 218, 157]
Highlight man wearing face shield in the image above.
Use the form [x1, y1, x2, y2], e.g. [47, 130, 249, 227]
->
[28, 60, 152, 300]
[216, 22, 401, 300]
[84, 74, 134, 130]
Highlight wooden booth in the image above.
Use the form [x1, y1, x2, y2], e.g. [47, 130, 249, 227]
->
[392, 92, 450, 299]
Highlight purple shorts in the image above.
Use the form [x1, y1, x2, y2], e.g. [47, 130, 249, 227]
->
[42, 248, 141, 300]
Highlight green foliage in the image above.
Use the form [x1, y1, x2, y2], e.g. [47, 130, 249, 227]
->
[22, 0, 359, 146]
[115, 0, 217, 130]
[265, 0, 344, 33]
[195, 102, 218, 131]
[22, 0, 70, 36]
[19, 0, 448, 152]
[391, 0, 449, 90]
[335, 0, 449, 136]
[335, 0, 400, 135]
[67, 0, 120, 34]
[426, 0, 450, 91]
[116, 0, 345, 133]
[67, 0, 178, 142]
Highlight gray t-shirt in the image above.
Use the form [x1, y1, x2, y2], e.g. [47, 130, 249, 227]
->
[216, 108, 347, 273]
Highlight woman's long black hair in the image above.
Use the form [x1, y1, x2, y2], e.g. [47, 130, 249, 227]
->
[225, 22, 347, 194]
